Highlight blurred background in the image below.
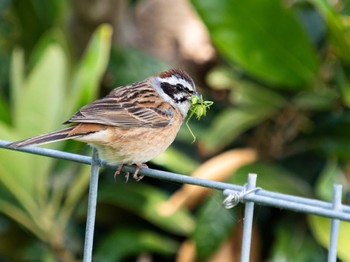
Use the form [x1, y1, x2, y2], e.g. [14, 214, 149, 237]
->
[0, 0, 350, 261]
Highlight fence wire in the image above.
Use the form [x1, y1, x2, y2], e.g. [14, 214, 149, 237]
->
[0, 139, 349, 261]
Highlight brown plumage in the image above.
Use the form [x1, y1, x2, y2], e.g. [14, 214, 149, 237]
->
[8, 69, 198, 180]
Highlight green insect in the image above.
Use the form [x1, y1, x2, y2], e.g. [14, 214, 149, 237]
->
[186, 95, 213, 142]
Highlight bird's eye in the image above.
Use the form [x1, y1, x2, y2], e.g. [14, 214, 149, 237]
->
[176, 83, 194, 94]
[176, 84, 184, 91]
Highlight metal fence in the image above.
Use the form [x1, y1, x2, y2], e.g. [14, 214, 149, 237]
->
[0, 139, 349, 262]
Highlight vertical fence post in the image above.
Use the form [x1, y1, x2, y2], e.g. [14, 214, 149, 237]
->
[83, 148, 100, 262]
[241, 173, 257, 262]
[328, 184, 342, 262]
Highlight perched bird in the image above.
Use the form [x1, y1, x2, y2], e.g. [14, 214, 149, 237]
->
[8, 69, 198, 180]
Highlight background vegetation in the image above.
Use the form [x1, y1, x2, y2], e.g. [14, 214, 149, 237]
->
[0, 0, 350, 261]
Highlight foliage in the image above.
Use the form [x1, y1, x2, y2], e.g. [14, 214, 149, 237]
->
[0, 24, 111, 260]
[190, 0, 350, 260]
[1, 0, 350, 261]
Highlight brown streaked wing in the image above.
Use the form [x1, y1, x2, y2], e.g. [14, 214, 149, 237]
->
[65, 83, 175, 128]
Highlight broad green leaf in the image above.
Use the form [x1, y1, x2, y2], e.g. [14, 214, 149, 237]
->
[28, 28, 71, 70]
[312, 159, 349, 262]
[270, 220, 326, 261]
[14, 44, 66, 138]
[193, 193, 236, 260]
[56, 164, 90, 228]
[309, 216, 350, 262]
[192, 0, 319, 87]
[202, 108, 272, 153]
[0, 96, 10, 124]
[98, 183, 194, 235]
[11, 44, 66, 202]
[0, 149, 42, 225]
[315, 159, 344, 202]
[95, 228, 178, 262]
[0, 198, 44, 241]
[2, 45, 64, 203]
[10, 48, 24, 115]
[0, 124, 34, 191]
[0, 20, 112, 258]
[69, 24, 112, 112]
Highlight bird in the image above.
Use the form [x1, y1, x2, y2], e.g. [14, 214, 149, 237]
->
[7, 69, 199, 181]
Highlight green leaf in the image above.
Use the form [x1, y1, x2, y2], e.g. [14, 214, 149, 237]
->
[28, 28, 71, 70]
[0, 152, 42, 229]
[270, 219, 326, 261]
[98, 183, 195, 235]
[0, 22, 112, 255]
[69, 24, 112, 112]
[10, 48, 24, 116]
[55, 164, 90, 230]
[14, 44, 66, 138]
[0, 96, 10, 124]
[309, 216, 350, 262]
[193, 193, 237, 260]
[95, 228, 178, 262]
[0, 198, 45, 241]
[15, 44, 66, 203]
[315, 159, 344, 202]
[1, 44, 67, 203]
[192, 0, 319, 87]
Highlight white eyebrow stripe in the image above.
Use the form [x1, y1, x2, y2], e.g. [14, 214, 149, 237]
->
[161, 75, 195, 92]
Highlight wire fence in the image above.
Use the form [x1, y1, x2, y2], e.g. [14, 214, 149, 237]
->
[0, 139, 349, 262]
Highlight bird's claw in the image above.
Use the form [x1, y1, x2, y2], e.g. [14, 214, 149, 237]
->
[113, 163, 148, 182]
[114, 164, 124, 181]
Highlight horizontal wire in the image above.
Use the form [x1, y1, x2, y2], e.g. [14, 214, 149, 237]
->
[1, 139, 350, 221]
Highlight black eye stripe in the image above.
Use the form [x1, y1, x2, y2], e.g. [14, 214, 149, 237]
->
[161, 82, 192, 93]
[160, 82, 176, 96]
[186, 87, 194, 93]
[160, 82, 192, 102]
[176, 83, 194, 94]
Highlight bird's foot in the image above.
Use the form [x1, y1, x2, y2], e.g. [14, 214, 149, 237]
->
[133, 163, 148, 181]
[113, 164, 124, 181]
[113, 163, 147, 182]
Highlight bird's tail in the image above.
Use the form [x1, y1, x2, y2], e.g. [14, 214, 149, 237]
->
[7, 126, 79, 148]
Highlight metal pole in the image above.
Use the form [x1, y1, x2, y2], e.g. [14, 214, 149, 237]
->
[328, 184, 342, 262]
[83, 148, 100, 262]
[1, 140, 350, 221]
[241, 173, 257, 262]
